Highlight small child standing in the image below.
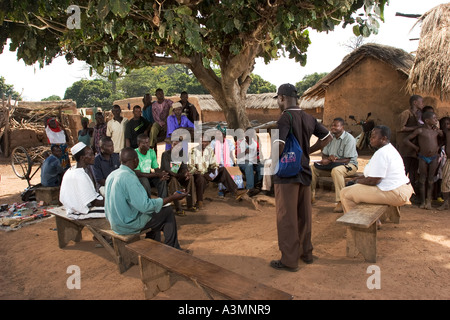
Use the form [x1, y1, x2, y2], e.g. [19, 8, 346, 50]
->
[404, 111, 443, 209]
[438, 116, 450, 210]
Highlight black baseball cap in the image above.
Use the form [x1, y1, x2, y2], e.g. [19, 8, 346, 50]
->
[273, 83, 299, 99]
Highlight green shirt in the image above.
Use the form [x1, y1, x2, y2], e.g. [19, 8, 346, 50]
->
[135, 148, 158, 173]
[322, 131, 358, 167]
[104, 164, 163, 235]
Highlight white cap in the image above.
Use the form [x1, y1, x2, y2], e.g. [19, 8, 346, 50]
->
[172, 101, 182, 109]
[71, 142, 87, 155]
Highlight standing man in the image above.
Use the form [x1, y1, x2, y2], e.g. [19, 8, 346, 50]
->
[180, 91, 199, 123]
[125, 105, 151, 149]
[270, 83, 331, 272]
[92, 112, 107, 155]
[150, 88, 173, 149]
[142, 93, 155, 125]
[311, 117, 358, 212]
[106, 104, 128, 154]
[397, 95, 423, 198]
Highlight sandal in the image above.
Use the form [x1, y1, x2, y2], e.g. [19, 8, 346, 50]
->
[186, 206, 198, 212]
[175, 209, 186, 216]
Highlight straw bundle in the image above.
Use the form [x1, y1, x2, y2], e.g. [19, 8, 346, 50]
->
[407, 3, 450, 100]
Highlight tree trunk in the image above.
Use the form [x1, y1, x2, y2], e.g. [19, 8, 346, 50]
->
[186, 45, 260, 130]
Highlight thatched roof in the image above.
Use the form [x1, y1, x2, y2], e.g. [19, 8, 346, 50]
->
[407, 3, 450, 101]
[191, 93, 279, 112]
[302, 43, 414, 100]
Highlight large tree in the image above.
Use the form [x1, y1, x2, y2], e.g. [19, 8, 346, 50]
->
[0, 0, 386, 128]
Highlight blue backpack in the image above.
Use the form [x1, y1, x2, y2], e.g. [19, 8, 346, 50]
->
[275, 111, 303, 178]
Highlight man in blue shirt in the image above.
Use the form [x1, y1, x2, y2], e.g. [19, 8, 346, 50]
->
[41, 145, 64, 187]
[104, 147, 189, 250]
[93, 136, 120, 189]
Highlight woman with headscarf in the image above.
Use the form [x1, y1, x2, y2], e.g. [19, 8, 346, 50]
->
[45, 117, 70, 171]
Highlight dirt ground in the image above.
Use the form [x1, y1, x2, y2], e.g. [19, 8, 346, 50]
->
[0, 154, 449, 301]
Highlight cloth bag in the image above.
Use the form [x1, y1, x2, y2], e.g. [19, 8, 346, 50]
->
[275, 111, 303, 178]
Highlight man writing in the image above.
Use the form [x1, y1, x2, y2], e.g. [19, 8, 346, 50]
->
[59, 142, 105, 220]
[311, 117, 358, 212]
[104, 147, 189, 251]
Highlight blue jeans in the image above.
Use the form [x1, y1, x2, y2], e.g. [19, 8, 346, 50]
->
[239, 162, 263, 189]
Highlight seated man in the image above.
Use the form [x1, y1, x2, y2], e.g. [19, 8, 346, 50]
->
[41, 145, 65, 187]
[104, 147, 189, 251]
[160, 139, 196, 215]
[210, 134, 236, 198]
[188, 137, 246, 208]
[135, 133, 169, 198]
[59, 142, 105, 220]
[311, 117, 359, 212]
[93, 136, 120, 195]
[236, 133, 263, 197]
[165, 101, 195, 150]
[340, 125, 414, 220]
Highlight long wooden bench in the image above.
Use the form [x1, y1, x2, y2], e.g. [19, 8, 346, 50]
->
[48, 206, 150, 273]
[336, 204, 400, 263]
[126, 239, 293, 300]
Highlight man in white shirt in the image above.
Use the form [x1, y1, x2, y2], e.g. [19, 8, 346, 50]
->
[340, 125, 413, 214]
[59, 142, 105, 220]
[106, 104, 128, 154]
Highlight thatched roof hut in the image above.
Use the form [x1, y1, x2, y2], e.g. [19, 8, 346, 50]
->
[407, 3, 450, 101]
[302, 43, 414, 101]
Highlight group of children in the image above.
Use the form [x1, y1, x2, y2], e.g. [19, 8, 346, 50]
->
[403, 109, 450, 210]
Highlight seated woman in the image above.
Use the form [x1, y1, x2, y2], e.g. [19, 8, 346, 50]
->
[340, 125, 414, 223]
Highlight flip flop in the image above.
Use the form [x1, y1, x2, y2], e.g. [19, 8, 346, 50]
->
[176, 209, 186, 216]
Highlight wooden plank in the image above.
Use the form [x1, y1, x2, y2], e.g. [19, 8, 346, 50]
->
[346, 224, 377, 262]
[127, 239, 293, 300]
[336, 204, 388, 228]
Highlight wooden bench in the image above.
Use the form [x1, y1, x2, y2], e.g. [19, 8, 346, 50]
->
[48, 206, 150, 273]
[126, 239, 293, 300]
[336, 204, 400, 262]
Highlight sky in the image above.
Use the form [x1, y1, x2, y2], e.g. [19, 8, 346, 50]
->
[0, 0, 447, 101]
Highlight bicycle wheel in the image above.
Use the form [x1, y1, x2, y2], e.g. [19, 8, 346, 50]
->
[11, 146, 32, 179]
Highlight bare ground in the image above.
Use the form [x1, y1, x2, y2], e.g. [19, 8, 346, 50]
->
[0, 155, 449, 300]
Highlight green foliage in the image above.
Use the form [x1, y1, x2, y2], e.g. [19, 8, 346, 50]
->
[0, 0, 386, 71]
[41, 94, 62, 101]
[295, 72, 329, 96]
[248, 74, 276, 94]
[63, 79, 123, 109]
[0, 76, 21, 100]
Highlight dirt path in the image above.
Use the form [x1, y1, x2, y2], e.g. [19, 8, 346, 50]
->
[0, 156, 449, 300]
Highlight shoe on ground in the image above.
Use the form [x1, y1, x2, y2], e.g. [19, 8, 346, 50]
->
[196, 201, 204, 209]
[175, 209, 186, 216]
[186, 206, 198, 212]
[300, 254, 314, 264]
[234, 189, 248, 200]
[218, 191, 225, 199]
[261, 190, 274, 197]
[248, 188, 261, 197]
[333, 202, 343, 213]
[270, 260, 299, 272]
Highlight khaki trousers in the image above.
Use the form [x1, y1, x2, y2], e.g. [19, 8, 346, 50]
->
[274, 183, 312, 268]
[311, 163, 358, 202]
[340, 183, 414, 213]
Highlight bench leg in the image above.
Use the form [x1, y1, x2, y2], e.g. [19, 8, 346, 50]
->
[139, 256, 171, 299]
[55, 216, 83, 248]
[381, 206, 400, 224]
[346, 224, 377, 263]
[113, 237, 140, 274]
